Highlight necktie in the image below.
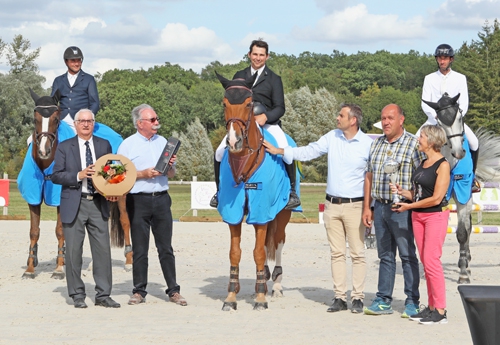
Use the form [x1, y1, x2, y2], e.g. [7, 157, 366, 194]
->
[85, 141, 95, 194]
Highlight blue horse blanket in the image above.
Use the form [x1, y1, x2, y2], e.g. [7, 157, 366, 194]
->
[218, 130, 301, 225]
[17, 121, 123, 206]
[446, 137, 474, 205]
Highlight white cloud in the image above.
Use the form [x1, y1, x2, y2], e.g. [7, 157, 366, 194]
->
[427, 0, 499, 29]
[294, 4, 427, 44]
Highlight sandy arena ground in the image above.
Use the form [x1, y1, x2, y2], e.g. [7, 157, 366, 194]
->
[1, 220, 499, 344]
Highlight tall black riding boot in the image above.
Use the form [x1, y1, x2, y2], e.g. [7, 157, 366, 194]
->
[471, 148, 481, 193]
[209, 157, 221, 208]
[285, 161, 301, 210]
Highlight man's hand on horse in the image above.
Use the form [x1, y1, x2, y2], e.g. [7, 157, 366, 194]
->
[255, 114, 267, 126]
[78, 164, 95, 180]
[263, 140, 284, 156]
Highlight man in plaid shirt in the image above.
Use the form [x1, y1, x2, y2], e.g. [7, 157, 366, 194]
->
[362, 104, 426, 318]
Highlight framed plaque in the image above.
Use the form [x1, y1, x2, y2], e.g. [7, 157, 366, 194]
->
[92, 154, 137, 197]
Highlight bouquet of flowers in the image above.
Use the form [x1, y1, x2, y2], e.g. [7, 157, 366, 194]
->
[98, 162, 127, 184]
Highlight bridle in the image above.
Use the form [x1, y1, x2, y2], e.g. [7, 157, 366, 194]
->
[33, 105, 59, 154]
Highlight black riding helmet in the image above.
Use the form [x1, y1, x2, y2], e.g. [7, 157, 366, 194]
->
[434, 44, 454, 57]
[64, 46, 84, 61]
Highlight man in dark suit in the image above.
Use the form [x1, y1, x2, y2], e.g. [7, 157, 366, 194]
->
[50, 46, 99, 133]
[211, 39, 300, 209]
[51, 109, 120, 309]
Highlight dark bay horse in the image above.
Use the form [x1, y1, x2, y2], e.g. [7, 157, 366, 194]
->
[423, 93, 500, 283]
[18, 89, 66, 279]
[215, 72, 298, 311]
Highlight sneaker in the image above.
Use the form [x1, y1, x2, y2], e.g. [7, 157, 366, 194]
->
[401, 303, 419, 318]
[326, 298, 347, 312]
[128, 293, 145, 305]
[351, 299, 364, 314]
[419, 309, 448, 325]
[363, 297, 393, 315]
[409, 305, 432, 321]
[169, 292, 188, 306]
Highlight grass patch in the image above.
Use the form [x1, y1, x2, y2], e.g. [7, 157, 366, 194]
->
[6, 181, 500, 224]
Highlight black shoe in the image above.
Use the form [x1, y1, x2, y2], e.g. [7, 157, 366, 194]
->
[95, 297, 121, 308]
[209, 193, 218, 208]
[419, 309, 448, 325]
[285, 190, 301, 210]
[327, 298, 347, 313]
[351, 299, 363, 313]
[74, 298, 87, 309]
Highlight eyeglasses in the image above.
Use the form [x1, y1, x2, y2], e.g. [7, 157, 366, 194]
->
[140, 117, 160, 123]
[76, 119, 94, 125]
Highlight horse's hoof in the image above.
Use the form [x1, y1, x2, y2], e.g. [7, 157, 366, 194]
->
[458, 277, 471, 284]
[124, 264, 132, 272]
[222, 302, 237, 311]
[22, 272, 35, 279]
[51, 272, 65, 280]
[253, 302, 268, 311]
[272, 289, 284, 298]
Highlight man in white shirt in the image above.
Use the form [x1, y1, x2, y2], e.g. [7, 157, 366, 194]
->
[421, 44, 480, 192]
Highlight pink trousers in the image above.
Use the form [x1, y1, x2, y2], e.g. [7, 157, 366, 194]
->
[412, 210, 449, 309]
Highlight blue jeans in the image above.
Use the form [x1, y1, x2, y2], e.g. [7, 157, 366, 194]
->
[373, 201, 420, 305]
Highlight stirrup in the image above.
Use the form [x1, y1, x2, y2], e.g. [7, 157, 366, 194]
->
[209, 193, 218, 208]
[472, 179, 481, 193]
[285, 190, 301, 210]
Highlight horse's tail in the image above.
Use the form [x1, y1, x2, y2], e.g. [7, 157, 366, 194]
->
[476, 127, 500, 182]
[109, 201, 125, 248]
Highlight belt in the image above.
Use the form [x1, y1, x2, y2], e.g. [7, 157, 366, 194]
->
[375, 198, 392, 204]
[131, 190, 169, 197]
[325, 194, 364, 204]
[81, 192, 96, 200]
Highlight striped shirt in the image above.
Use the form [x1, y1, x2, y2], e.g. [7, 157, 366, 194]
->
[367, 130, 425, 201]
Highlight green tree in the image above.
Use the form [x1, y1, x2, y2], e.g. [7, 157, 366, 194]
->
[172, 118, 214, 181]
[456, 19, 500, 132]
[5, 34, 41, 75]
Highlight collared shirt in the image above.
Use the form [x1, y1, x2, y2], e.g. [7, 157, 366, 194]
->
[76, 136, 95, 193]
[367, 130, 425, 201]
[117, 132, 169, 193]
[283, 129, 372, 198]
[67, 71, 80, 87]
[251, 65, 265, 85]
[421, 69, 468, 124]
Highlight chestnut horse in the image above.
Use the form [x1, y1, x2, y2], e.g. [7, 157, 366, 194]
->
[17, 89, 67, 279]
[215, 72, 299, 311]
[423, 93, 500, 283]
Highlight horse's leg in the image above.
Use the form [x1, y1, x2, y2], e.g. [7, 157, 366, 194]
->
[253, 224, 269, 310]
[23, 205, 41, 279]
[222, 224, 242, 311]
[118, 196, 133, 271]
[51, 207, 65, 279]
[267, 210, 291, 298]
[456, 201, 472, 284]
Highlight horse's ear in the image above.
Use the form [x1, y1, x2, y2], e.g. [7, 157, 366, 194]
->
[422, 99, 439, 110]
[29, 88, 40, 103]
[451, 93, 460, 104]
[52, 89, 61, 104]
[215, 71, 231, 90]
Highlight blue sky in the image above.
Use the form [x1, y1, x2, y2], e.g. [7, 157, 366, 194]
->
[0, 0, 497, 87]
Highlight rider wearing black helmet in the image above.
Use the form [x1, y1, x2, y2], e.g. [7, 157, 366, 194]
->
[51, 46, 99, 131]
[421, 43, 480, 192]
